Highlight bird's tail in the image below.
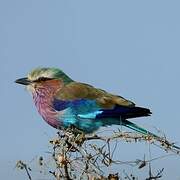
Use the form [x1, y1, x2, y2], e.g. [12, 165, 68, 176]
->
[122, 119, 158, 138]
[122, 119, 180, 150]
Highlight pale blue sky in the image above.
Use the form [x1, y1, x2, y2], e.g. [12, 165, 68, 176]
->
[1, 0, 180, 179]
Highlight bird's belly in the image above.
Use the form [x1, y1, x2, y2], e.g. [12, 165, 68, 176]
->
[35, 101, 60, 128]
[42, 115, 59, 129]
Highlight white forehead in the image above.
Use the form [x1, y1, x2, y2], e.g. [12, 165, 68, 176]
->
[28, 68, 54, 81]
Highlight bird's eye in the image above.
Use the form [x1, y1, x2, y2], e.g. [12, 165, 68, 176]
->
[33, 77, 53, 82]
[38, 77, 48, 81]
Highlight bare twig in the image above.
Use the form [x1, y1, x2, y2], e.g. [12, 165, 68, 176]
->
[16, 161, 32, 180]
[16, 127, 180, 179]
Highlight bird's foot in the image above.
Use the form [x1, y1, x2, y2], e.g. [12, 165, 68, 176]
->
[65, 125, 85, 146]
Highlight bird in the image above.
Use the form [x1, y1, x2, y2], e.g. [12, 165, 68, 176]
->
[14, 67, 155, 136]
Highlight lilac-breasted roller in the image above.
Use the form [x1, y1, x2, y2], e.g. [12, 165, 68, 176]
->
[15, 67, 155, 135]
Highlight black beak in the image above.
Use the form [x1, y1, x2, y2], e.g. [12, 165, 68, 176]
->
[15, 77, 31, 85]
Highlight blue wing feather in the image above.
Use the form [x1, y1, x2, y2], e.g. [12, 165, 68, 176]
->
[53, 98, 100, 114]
[52, 98, 104, 132]
[53, 98, 151, 119]
[52, 98, 151, 133]
[96, 105, 151, 119]
[53, 98, 71, 111]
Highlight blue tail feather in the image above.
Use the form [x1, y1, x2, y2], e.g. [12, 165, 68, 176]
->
[122, 119, 158, 137]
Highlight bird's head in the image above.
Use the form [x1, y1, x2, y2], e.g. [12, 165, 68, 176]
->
[15, 67, 73, 93]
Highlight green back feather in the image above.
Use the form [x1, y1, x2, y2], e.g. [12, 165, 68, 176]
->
[51, 68, 73, 84]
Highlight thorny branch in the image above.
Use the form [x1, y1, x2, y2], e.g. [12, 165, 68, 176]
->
[16, 127, 180, 179]
[16, 160, 32, 180]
